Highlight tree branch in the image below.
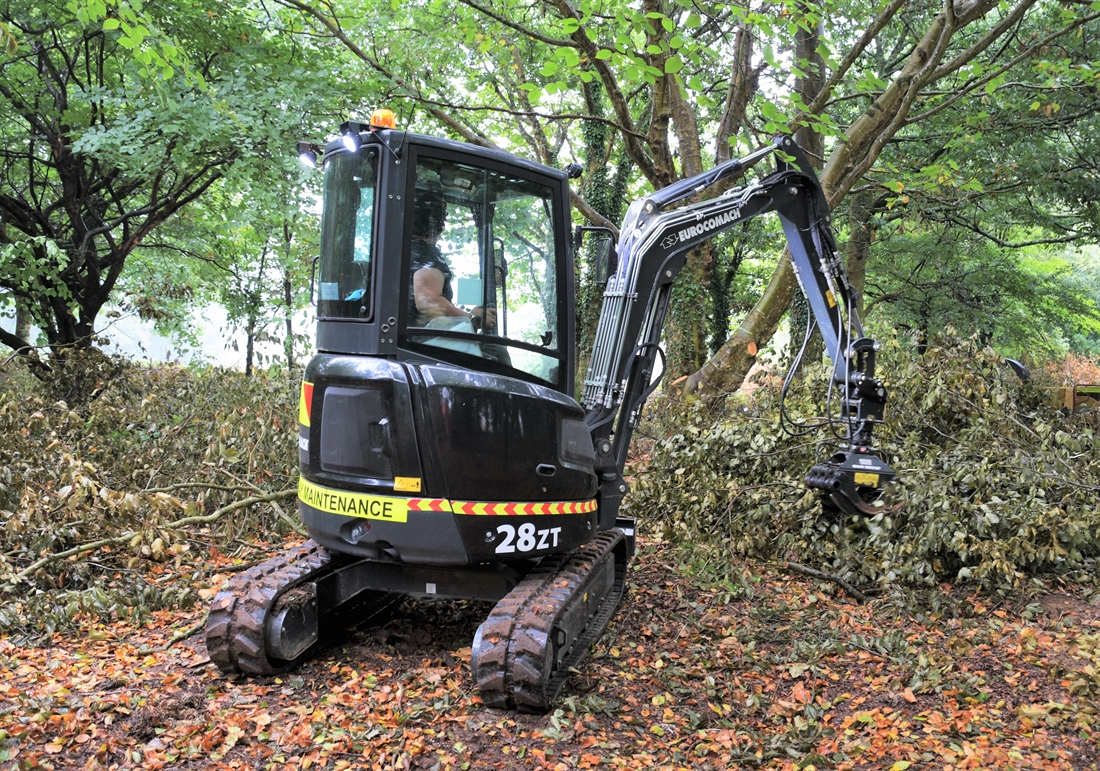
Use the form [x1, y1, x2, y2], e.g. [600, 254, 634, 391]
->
[715, 25, 758, 165]
[780, 561, 871, 603]
[0, 325, 50, 372]
[457, 0, 575, 48]
[910, 8, 1100, 125]
[946, 217, 1085, 248]
[571, 190, 619, 235]
[805, 0, 908, 116]
[385, 93, 646, 140]
[547, 0, 662, 187]
[931, 0, 1038, 80]
[13, 488, 297, 582]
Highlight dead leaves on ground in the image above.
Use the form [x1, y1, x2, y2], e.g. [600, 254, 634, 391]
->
[0, 541, 1097, 771]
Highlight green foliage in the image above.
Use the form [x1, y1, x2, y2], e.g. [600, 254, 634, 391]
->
[864, 229, 1100, 358]
[0, 237, 77, 336]
[630, 332, 1100, 589]
[0, 363, 301, 637]
[72, 0, 199, 84]
[0, 0, 354, 368]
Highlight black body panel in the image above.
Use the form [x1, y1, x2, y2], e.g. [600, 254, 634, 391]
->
[302, 355, 422, 492]
[300, 505, 468, 565]
[414, 364, 596, 502]
[299, 353, 598, 566]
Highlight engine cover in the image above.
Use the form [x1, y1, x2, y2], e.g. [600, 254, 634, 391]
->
[297, 354, 599, 566]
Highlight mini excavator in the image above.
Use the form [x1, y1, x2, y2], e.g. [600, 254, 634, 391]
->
[207, 114, 896, 712]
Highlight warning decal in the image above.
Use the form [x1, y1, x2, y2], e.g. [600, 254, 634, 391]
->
[298, 477, 415, 522]
[298, 477, 598, 521]
[298, 382, 314, 427]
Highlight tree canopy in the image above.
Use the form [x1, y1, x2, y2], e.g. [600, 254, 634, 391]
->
[275, 0, 1100, 387]
[0, 0, 356, 369]
[1, 0, 1098, 387]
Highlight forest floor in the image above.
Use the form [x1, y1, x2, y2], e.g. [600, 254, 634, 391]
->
[1, 537, 1098, 771]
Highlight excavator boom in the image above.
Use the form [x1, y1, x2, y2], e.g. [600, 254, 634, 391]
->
[581, 136, 896, 521]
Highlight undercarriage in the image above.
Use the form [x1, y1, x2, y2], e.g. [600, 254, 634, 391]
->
[206, 522, 633, 712]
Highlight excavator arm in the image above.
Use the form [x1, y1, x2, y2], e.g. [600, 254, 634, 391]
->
[581, 136, 896, 522]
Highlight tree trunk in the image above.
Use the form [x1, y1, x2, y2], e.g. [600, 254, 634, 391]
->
[665, 244, 714, 378]
[844, 190, 877, 316]
[245, 313, 256, 378]
[793, 4, 826, 169]
[284, 268, 295, 370]
[15, 297, 31, 343]
[683, 254, 798, 397]
[788, 4, 827, 371]
[683, 0, 1001, 398]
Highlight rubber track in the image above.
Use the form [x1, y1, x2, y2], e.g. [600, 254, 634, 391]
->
[475, 529, 628, 713]
[206, 541, 334, 675]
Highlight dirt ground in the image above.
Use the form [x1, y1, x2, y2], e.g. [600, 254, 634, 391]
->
[2, 539, 1098, 770]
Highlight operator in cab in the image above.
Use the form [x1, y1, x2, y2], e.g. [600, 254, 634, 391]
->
[408, 188, 495, 330]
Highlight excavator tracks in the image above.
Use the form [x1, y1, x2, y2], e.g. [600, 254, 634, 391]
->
[474, 528, 628, 713]
[206, 541, 335, 675]
[207, 540, 408, 675]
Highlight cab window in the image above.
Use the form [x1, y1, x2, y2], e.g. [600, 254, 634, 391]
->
[404, 155, 562, 385]
[317, 148, 378, 319]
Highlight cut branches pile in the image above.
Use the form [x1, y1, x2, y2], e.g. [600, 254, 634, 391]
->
[632, 331, 1100, 590]
[0, 363, 301, 637]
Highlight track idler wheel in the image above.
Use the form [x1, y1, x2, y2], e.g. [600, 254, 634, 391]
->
[206, 541, 334, 675]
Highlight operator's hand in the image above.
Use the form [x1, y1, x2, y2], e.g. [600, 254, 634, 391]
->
[471, 306, 497, 331]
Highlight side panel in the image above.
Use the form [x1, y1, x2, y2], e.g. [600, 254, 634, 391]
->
[414, 363, 597, 502]
[302, 355, 423, 491]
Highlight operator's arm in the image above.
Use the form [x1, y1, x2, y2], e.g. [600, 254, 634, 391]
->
[412, 267, 496, 328]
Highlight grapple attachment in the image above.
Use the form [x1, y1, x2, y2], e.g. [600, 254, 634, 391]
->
[805, 448, 897, 517]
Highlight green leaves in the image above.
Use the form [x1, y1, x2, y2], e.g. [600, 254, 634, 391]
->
[632, 331, 1100, 590]
[0, 237, 79, 319]
[1, 0, 341, 359]
[69, 0, 198, 83]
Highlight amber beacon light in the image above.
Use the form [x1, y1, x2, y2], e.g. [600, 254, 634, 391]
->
[370, 108, 396, 129]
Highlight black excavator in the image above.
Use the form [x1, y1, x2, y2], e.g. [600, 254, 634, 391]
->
[206, 113, 896, 712]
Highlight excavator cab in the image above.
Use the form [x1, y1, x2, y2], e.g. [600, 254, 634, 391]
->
[315, 130, 572, 390]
